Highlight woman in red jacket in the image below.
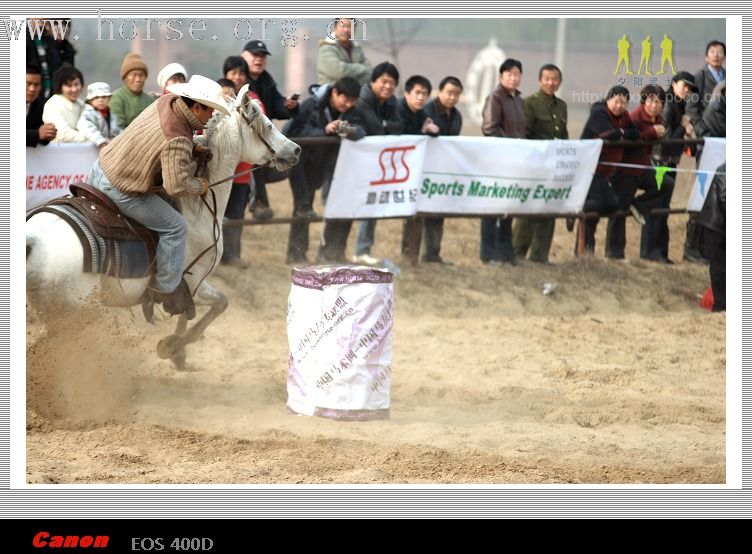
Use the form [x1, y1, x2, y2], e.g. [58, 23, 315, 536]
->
[606, 84, 675, 261]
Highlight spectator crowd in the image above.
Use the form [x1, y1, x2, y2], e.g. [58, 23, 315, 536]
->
[26, 18, 727, 311]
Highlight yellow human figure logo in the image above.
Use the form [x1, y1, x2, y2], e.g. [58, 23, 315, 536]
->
[657, 34, 677, 75]
[638, 35, 653, 75]
[614, 34, 634, 75]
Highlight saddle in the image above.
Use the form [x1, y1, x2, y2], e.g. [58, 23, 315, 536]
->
[27, 183, 159, 278]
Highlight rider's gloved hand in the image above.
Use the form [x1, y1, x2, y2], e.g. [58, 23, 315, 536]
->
[198, 178, 210, 197]
[193, 144, 213, 162]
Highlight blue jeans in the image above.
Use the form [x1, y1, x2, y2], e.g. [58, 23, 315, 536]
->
[355, 219, 377, 256]
[89, 160, 187, 294]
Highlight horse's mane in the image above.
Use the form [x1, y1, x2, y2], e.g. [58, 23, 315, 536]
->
[204, 107, 238, 161]
[178, 108, 240, 220]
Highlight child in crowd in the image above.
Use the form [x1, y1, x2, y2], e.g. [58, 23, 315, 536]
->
[77, 82, 121, 148]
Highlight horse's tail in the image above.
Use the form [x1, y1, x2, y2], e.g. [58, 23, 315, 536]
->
[26, 232, 43, 301]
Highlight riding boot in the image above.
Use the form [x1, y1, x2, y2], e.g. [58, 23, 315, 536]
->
[161, 278, 196, 320]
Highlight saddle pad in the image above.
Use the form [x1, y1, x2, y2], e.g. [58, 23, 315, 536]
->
[32, 204, 154, 279]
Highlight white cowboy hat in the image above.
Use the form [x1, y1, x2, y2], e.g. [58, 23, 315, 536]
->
[167, 74, 231, 116]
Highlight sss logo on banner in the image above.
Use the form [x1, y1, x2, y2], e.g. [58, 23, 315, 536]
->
[326, 136, 428, 219]
[370, 145, 417, 186]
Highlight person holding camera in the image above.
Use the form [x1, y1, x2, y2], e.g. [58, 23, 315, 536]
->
[283, 77, 365, 264]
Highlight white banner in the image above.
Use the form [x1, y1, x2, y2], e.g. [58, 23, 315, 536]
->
[26, 144, 99, 210]
[324, 136, 602, 218]
[419, 136, 602, 215]
[324, 135, 428, 219]
[687, 137, 726, 212]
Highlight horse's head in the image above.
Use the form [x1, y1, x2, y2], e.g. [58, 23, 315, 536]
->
[234, 85, 300, 171]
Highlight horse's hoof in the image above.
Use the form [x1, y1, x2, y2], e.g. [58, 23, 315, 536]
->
[171, 351, 187, 371]
[157, 334, 184, 360]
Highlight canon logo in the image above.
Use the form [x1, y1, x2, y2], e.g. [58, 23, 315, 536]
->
[33, 532, 110, 549]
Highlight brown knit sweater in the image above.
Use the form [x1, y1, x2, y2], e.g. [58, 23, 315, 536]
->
[99, 94, 207, 197]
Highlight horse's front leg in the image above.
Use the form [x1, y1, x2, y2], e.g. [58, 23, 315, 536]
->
[156, 281, 228, 369]
[156, 314, 188, 368]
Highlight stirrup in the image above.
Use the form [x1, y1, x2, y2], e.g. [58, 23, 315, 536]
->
[145, 279, 196, 320]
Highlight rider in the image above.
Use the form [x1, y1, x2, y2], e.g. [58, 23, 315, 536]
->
[88, 75, 231, 316]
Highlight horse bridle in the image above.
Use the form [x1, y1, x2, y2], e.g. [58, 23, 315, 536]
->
[206, 103, 279, 189]
[239, 101, 278, 167]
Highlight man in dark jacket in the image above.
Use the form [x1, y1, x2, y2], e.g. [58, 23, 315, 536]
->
[241, 40, 299, 220]
[480, 59, 526, 265]
[685, 42, 724, 265]
[26, 65, 57, 146]
[352, 62, 404, 265]
[696, 164, 725, 311]
[421, 76, 464, 263]
[686, 41, 726, 127]
[284, 77, 365, 263]
[578, 85, 640, 255]
[698, 81, 725, 138]
[396, 75, 442, 262]
[425, 77, 463, 136]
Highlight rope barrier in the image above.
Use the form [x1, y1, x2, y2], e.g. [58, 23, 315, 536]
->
[597, 161, 724, 175]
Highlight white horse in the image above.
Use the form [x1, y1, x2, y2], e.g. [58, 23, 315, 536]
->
[26, 85, 300, 368]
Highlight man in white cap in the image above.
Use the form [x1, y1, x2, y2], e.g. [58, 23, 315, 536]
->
[88, 75, 231, 316]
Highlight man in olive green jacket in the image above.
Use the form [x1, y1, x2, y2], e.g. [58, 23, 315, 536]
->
[514, 63, 569, 264]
